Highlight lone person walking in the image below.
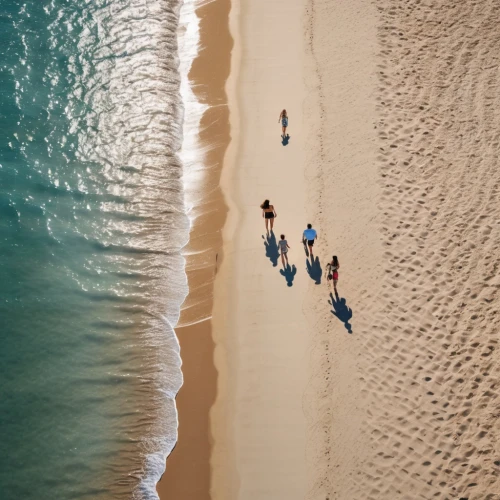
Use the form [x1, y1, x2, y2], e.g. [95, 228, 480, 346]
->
[302, 223, 317, 258]
[278, 109, 288, 137]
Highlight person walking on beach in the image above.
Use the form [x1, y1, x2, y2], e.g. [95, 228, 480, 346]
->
[278, 109, 288, 137]
[302, 223, 317, 258]
[326, 255, 340, 294]
[261, 199, 277, 234]
[278, 234, 290, 268]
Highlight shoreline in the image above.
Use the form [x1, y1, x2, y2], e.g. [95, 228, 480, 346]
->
[156, 0, 233, 497]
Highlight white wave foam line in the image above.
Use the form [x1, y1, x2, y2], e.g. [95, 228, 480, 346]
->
[176, 315, 212, 328]
[178, 0, 211, 223]
[136, 1, 207, 499]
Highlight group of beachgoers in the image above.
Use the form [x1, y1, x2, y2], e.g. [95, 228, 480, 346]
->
[256, 110, 345, 323]
[257, 111, 341, 293]
[260, 200, 339, 294]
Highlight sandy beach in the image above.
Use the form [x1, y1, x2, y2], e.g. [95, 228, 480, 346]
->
[210, 0, 312, 497]
[158, 0, 500, 499]
[305, 0, 500, 498]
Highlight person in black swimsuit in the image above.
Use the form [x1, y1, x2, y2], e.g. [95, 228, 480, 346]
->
[260, 199, 277, 234]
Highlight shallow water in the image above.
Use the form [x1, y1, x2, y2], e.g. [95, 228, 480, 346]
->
[0, 0, 191, 498]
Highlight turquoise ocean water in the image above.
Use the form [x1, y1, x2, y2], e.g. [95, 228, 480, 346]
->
[0, 0, 190, 498]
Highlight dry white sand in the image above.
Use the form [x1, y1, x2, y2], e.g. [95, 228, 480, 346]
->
[206, 0, 500, 499]
[302, 0, 382, 498]
[210, 0, 311, 499]
[304, 0, 500, 499]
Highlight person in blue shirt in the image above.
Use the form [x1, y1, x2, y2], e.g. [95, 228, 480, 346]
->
[302, 223, 317, 258]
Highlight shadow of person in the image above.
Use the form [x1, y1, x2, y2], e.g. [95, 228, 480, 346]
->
[279, 264, 297, 287]
[329, 292, 353, 333]
[306, 256, 322, 284]
[302, 239, 309, 258]
[262, 232, 279, 267]
[282, 134, 290, 146]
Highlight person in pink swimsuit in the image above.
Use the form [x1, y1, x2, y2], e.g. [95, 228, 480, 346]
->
[326, 255, 340, 294]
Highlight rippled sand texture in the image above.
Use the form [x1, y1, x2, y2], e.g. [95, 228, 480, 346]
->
[368, 1, 500, 498]
[305, 0, 500, 499]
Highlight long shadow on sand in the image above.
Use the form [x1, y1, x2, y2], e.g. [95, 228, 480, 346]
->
[302, 239, 309, 258]
[306, 256, 322, 284]
[329, 292, 353, 334]
[280, 264, 297, 287]
[263, 232, 279, 267]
